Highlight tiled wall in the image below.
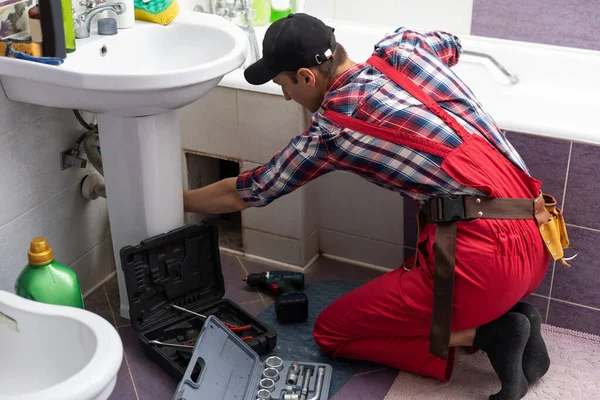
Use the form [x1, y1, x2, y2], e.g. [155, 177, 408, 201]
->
[180, 87, 404, 269]
[471, 0, 600, 335]
[471, 0, 600, 51]
[180, 87, 320, 267]
[0, 90, 114, 296]
[186, 0, 474, 35]
[303, 0, 474, 34]
[508, 135, 600, 335]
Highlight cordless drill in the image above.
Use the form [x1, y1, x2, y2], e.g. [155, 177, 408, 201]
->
[243, 271, 305, 295]
[243, 271, 308, 323]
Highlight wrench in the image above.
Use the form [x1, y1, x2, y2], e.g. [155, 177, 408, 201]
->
[308, 367, 325, 400]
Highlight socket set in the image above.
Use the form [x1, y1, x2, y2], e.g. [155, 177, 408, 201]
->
[255, 356, 331, 400]
[174, 316, 332, 400]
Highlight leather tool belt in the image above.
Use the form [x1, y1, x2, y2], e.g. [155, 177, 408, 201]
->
[418, 192, 572, 360]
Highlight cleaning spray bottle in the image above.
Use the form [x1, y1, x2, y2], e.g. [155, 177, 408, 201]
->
[14, 237, 84, 308]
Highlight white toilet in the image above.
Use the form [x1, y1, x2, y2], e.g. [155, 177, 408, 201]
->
[0, 290, 124, 400]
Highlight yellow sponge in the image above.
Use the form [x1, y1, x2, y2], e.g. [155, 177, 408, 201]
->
[134, 0, 179, 25]
[0, 40, 43, 57]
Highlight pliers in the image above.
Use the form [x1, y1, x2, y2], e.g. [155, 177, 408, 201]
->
[171, 304, 253, 341]
[222, 320, 253, 341]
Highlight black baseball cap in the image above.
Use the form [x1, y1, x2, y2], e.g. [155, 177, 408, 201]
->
[244, 13, 337, 85]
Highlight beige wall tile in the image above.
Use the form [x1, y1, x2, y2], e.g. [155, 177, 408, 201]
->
[243, 228, 303, 266]
[319, 228, 403, 269]
[316, 171, 403, 245]
[238, 91, 301, 164]
[181, 87, 240, 160]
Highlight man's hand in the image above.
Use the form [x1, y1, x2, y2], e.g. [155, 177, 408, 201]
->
[183, 177, 250, 214]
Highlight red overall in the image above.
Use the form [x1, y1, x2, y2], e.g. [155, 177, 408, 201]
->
[312, 55, 550, 380]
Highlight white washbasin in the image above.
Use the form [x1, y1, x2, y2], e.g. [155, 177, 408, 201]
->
[0, 11, 249, 319]
[0, 11, 248, 117]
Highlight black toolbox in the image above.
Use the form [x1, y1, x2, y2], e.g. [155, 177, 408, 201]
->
[119, 221, 278, 381]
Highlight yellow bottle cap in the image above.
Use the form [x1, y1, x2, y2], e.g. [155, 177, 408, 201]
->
[28, 237, 54, 266]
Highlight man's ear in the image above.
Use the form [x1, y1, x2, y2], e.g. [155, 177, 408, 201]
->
[297, 68, 317, 87]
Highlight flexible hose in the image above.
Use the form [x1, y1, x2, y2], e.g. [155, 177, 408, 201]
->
[83, 132, 103, 176]
[73, 109, 96, 131]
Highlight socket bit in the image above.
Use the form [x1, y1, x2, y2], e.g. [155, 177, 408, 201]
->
[286, 361, 301, 385]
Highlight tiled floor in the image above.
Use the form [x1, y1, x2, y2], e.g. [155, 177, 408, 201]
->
[85, 252, 394, 400]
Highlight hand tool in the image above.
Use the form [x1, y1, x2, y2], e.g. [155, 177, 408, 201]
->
[148, 340, 194, 351]
[256, 388, 271, 399]
[265, 356, 284, 371]
[243, 271, 305, 295]
[259, 378, 275, 392]
[171, 304, 253, 341]
[283, 387, 300, 400]
[307, 367, 325, 400]
[286, 361, 300, 385]
[262, 367, 279, 382]
[299, 367, 312, 400]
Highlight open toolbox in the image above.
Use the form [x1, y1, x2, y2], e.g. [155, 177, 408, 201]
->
[174, 315, 333, 400]
[119, 222, 278, 381]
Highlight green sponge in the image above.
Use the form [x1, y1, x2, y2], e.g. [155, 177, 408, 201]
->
[134, 0, 179, 25]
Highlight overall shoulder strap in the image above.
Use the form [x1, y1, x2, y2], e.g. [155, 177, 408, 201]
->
[367, 55, 470, 141]
[323, 109, 452, 158]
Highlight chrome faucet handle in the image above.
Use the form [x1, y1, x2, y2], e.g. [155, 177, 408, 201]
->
[212, 0, 232, 17]
[109, 3, 126, 13]
[75, 1, 126, 38]
[79, 0, 105, 9]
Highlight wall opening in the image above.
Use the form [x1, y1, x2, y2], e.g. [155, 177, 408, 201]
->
[185, 152, 243, 251]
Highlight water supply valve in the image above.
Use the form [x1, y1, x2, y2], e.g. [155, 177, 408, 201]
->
[60, 147, 87, 170]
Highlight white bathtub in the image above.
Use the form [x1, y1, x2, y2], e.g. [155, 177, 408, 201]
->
[220, 19, 600, 145]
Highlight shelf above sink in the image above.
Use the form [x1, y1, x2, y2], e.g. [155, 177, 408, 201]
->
[0, 11, 248, 117]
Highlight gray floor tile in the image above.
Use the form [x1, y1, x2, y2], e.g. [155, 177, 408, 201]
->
[239, 299, 269, 317]
[107, 360, 138, 400]
[84, 286, 114, 326]
[118, 326, 179, 400]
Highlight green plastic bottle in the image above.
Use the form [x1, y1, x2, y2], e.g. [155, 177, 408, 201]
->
[250, 0, 271, 26]
[270, 0, 291, 22]
[61, 0, 76, 53]
[14, 237, 84, 308]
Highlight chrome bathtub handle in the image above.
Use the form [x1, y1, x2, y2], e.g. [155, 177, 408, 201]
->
[462, 50, 520, 85]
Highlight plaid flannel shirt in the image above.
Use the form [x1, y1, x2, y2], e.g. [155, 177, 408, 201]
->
[236, 27, 529, 207]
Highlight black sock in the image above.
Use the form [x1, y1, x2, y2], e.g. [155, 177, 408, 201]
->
[511, 301, 551, 384]
[474, 312, 530, 400]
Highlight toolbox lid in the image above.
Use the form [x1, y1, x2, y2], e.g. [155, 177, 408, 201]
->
[173, 315, 262, 400]
[120, 222, 225, 332]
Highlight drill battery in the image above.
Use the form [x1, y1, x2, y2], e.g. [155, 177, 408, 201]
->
[244, 271, 308, 323]
[275, 292, 309, 323]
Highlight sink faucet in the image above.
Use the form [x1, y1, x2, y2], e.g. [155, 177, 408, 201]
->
[75, 0, 127, 39]
[209, 0, 260, 69]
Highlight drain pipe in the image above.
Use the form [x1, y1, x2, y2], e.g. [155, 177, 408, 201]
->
[71, 110, 106, 200]
[81, 173, 106, 199]
[81, 133, 106, 200]
[83, 132, 103, 176]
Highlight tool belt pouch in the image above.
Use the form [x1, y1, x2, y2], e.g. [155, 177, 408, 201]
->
[538, 194, 572, 266]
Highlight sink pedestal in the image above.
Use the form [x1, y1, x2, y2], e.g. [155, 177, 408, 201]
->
[98, 111, 184, 318]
